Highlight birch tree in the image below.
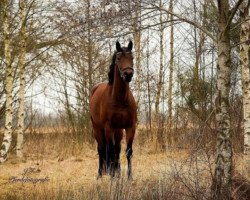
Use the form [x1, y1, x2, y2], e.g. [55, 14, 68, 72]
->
[239, 0, 250, 171]
[155, 0, 164, 117]
[0, 0, 13, 163]
[146, 30, 152, 138]
[167, 0, 174, 146]
[0, 0, 65, 162]
[131, 1, 142, 107]
[16, 0, 28, 158]
[211, 0, 244, 199]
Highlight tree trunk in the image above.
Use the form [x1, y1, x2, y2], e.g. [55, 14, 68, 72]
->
[146, 30, 152, 138]
[87, 0, 92, 96]
[16, 0, 27, 158]
[155, 0, 165, 149]
[134, 32, 141, 105]
[0, 0, 13, 163]
[155, 0, 164, 117]
[239, 0, 250, 173]
[86, 0, 93, 142]
[131, 1, 142, 108]
[211, 0, 233, 198]
[167, 0, 174, 147]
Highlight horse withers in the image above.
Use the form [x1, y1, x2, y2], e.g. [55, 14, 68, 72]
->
[90, 41, 137, 179]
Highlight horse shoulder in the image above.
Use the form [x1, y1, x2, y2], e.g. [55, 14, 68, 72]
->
[90, 82, 109, 97]
[128, 91, 137, 109]
[90, 85, 99, 97]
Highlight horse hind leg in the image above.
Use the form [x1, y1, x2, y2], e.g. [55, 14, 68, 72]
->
[126, 146, 133, 179]
[126, 127, 135, 180]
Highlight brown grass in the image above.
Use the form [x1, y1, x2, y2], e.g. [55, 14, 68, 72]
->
[0, 127, 249, 200]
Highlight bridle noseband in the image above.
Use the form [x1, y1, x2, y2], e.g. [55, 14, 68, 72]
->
[115, 52, 134, 79]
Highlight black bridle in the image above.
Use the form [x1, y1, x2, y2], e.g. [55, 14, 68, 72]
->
[115, 52, 134, 79]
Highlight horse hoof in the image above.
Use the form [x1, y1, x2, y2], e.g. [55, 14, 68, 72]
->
[109, 173, 115, 179]
[116, 173, 121, 179]
[97, 174, 102, 180]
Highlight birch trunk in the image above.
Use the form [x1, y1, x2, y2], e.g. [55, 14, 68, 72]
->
[0, 0, 13, 163]
[134, 31, 141, 105]
[146, 31, 152, 137]
[239, 0, 250, 171]
[87, 0, 92, 96]
[132, 1, 142, 107]
[211, 0, 232, 198]
[167, 0, 174, 146]
[16, 0, 27, 158]
[155, 0, 164, 117]
[86, 0, 93, 142]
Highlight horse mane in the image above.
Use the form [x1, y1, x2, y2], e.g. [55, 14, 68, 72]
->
[108, 52, 117, 85]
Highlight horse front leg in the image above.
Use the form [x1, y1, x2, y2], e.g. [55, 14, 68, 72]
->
[105, 124, 116, 178]
[93, 127, 106, 179]
[97, 144, 105, 178]
[125, 126, 135, 180]
[114, 129, 123, 177]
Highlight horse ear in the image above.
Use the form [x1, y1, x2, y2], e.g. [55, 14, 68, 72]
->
[128, 40, 133, 51]
[116, 41, 122, 52]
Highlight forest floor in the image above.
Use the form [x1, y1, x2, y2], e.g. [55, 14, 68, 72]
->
[0, 131, 249, 200]
[0, 147, 189, 199]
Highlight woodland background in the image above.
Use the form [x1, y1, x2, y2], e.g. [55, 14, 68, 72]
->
[0, 0, 249, 200]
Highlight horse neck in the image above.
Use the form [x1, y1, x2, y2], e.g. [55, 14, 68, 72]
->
[111, 66, 129, 106]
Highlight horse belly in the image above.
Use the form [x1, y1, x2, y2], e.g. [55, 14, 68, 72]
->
[110, 112, 132, 129]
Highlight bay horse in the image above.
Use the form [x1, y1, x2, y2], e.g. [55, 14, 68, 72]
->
[90, 41, 137, 179]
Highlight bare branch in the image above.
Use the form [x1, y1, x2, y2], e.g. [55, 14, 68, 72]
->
[143, 5, 217, 42]
[227, 0, 244, 28]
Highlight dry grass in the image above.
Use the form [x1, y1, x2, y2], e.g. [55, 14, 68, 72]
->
[0, 128, 249, 200]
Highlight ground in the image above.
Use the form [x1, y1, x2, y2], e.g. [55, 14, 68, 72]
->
[0, 143, 190, 200]
[0, 134, 249, 200]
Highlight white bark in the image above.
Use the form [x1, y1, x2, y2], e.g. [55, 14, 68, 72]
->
[16, 0, 27, 158]
[240, 0, 250, 172]
[131, 1, 142, 107]
[212, 0, 232, 199]
[212, 0, 244, 198]
[0, 0, 13, 163]
[155, 0, 164, 116]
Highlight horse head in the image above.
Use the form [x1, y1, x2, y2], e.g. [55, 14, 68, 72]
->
[108, 41, 134, 84]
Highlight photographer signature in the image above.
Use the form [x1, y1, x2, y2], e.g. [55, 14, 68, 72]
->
[8, 167, 49, 184]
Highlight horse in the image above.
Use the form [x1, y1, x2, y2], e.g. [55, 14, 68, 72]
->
[90, 41, 137, 179]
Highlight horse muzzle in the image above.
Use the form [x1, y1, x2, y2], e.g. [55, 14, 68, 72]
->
[119, 66, 134, 82]
[123, 72, 133, 82]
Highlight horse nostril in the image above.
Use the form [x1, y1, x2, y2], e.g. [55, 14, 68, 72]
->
[123, 72, 133, 82]
[124, 71, 133, 77]
[124, 73, 133, 79]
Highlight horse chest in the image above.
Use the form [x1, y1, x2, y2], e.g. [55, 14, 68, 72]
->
[109, 109, 132, 128]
